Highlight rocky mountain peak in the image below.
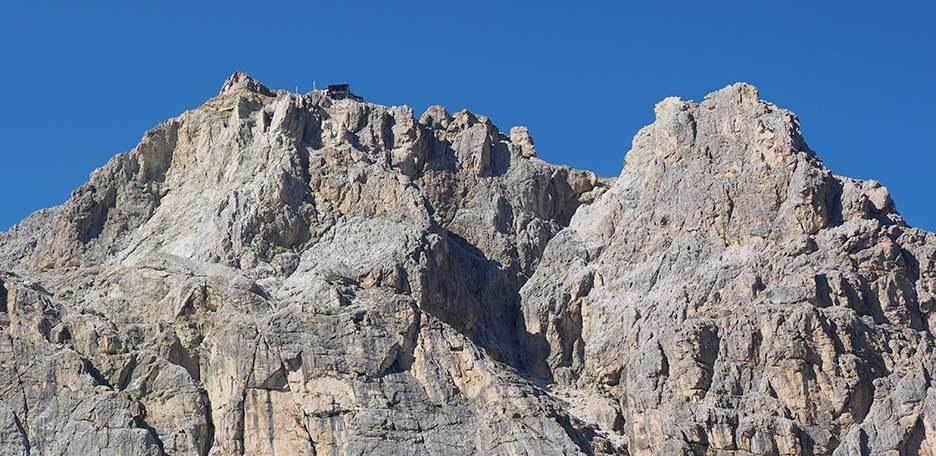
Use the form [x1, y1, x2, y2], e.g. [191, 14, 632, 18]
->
[0, 77, 933, 456]
[3, 72, 599, 276]
[218, 70, 273, 97]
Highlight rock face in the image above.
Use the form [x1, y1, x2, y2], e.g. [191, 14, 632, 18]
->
[0, 74, 933, 455]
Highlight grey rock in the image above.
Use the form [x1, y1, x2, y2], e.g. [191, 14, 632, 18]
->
[520, 83, 936, 455]
[509, 126, 536, 158]
[0, 76, 932, 455]
[219, 71, 274, 97]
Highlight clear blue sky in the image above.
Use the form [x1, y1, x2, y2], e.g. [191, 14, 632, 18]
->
[1, 2, 933, 231]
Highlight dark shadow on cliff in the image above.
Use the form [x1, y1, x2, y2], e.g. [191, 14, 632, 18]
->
[419, 230, 552, 381]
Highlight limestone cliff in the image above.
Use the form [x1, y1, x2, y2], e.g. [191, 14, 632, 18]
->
[0, 73, 932, 455]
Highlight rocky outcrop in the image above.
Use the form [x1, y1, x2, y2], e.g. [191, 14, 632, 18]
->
[520, 84, 936, 455]
[0, 75, 932, 455]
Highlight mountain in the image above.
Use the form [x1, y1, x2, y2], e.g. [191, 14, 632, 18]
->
[0, 73, 933, 455]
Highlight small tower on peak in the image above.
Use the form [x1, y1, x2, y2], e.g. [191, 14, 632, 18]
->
[326, 83, 363, 101]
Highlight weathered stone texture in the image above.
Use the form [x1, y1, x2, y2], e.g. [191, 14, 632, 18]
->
[0, 75, 932, 455]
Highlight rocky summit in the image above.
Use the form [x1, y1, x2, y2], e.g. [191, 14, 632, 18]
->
[0, 72, 933, 456]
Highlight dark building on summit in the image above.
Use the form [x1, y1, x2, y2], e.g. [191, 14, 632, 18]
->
[326, 83, 363, 101]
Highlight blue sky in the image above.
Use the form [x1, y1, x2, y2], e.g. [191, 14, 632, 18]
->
[1, 2, 933, 231]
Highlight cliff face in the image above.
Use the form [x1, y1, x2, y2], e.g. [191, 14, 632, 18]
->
[0, 73, 932, 455]
[520, 86, 936, 455]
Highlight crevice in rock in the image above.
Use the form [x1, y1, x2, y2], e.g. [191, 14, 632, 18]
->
[236, 332, 262, 456]
[858, 428, 870, 455]
[264, 389, 276, 453]
[826, 177, 846, 227]
[697, 324, 721, 398]
[902, 415, 928, 455]
[814, 274, 834, 308]
[275, 366, 319, 455]
[658, 341, 670, 379]
[550, 410, 597, 456]
[298, 414, 317, 456]
[795, 425, 817, 455]
[133, 408, 166, 454]
[165, 331, 201, 383]
[80, 357, 112, 388]
[76, 185, 118, 244]
[5, 333, 30, 445]
[12, 410, 30, 454]
[420, 230, 526, 368]
[116, 353, 138, 390]
[0, 278, 7, 314]
[384, 302, 421, 375]
[200, 389, 216, 456]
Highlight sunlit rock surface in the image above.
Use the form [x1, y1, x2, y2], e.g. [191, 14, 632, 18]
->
[0, 74, 933, 455]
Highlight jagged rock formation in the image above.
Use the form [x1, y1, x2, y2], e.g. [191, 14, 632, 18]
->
[0, 73, 933, 455]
